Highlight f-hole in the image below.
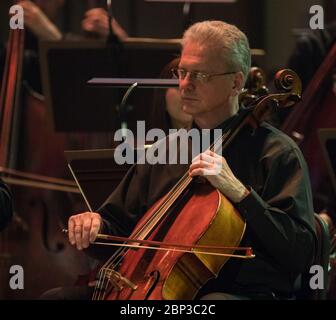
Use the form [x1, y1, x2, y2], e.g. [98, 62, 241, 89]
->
[145, 270, 160, 300]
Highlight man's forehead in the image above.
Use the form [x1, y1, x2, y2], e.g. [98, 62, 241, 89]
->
[180, 42, 224, 69]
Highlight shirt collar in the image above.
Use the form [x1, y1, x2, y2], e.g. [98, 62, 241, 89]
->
[191, 112, 240, 132]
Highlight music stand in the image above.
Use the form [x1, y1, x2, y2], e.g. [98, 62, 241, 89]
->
[39, 38, 180, 133]
[64, 148, 146, 211]
[87, 78, 178, 88]
[319, 129, 336, 196]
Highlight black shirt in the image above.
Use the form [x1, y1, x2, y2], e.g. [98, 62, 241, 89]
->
[98, 116, 316, 299]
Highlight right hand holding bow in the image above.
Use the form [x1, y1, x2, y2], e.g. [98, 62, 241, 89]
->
[68, 212, 102, 250]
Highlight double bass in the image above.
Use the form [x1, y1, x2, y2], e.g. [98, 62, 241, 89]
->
[79, 69, 302, 300]
[0, 1, 91, 299]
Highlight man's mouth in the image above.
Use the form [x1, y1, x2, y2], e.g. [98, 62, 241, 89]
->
[182, 96, 198, 102]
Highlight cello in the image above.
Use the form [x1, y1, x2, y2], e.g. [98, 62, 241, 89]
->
[82, 69, 302, 300]
[0, 1, 91, 299]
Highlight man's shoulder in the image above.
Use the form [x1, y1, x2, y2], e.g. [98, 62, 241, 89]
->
[259, 122, 302, 156]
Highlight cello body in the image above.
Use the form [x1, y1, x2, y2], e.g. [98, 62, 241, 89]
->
[104, 184, 245, 300]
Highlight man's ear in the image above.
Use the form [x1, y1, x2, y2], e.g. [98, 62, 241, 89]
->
[232, 71, 245, 95]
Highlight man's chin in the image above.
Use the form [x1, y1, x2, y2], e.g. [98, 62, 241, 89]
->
[182, 104, 198, 115]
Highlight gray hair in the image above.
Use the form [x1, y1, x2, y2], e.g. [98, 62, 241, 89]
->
[182, 21, 251, 83]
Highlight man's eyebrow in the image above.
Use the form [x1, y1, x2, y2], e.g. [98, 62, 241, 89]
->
[178, 66, 204, 72]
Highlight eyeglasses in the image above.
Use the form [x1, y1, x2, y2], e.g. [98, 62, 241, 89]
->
[171, 68, 237, 83]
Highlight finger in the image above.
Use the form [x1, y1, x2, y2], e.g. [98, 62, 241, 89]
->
[90, 216, 101, 243]
[85, 16, 101, 24]
[19, 5, 33, 18]
[192, 152, 212, 164]
[68, 218, 75, 245]
[207, 150, 226, 161]
[191, 163, 222, 177]
[91, 20, 109, 33]
[82, 218, 92, 249]
[94, 19, 109, 28]
[191, 156, 216, 172]
[21, 2, 39, 15]
[85, 8, 107, 16]
[196, 152, 213, 162]
[84, 8, 98, 17]
[189, 160, 213, 172]
[74, 223, 83, 250]
[82, 20, 93, 31]
[205, 149, 216, 157]
[191, 154, 201, 164]
[19, 2, 31, 10]
[212, 162, 222, 175]
[83, 20, 107, 34]
[189, 167, 213, 177]
[23, 16, 33, 26]
[200, 152, 217, 164]
[189, 161, 203, 172]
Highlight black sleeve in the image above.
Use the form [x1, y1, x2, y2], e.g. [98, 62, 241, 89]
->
[0, 179, 13, 231]
[235, 146, 316, 274]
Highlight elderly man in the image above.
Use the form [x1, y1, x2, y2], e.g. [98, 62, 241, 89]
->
[66, 20, 316, 300]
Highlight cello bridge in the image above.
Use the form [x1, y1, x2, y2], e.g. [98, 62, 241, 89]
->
[103, 268, 138, 291]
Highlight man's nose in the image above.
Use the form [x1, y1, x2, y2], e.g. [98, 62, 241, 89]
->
[179, 74, 194, 91]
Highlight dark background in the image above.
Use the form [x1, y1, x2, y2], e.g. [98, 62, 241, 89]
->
[1, 0, 335, 74]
